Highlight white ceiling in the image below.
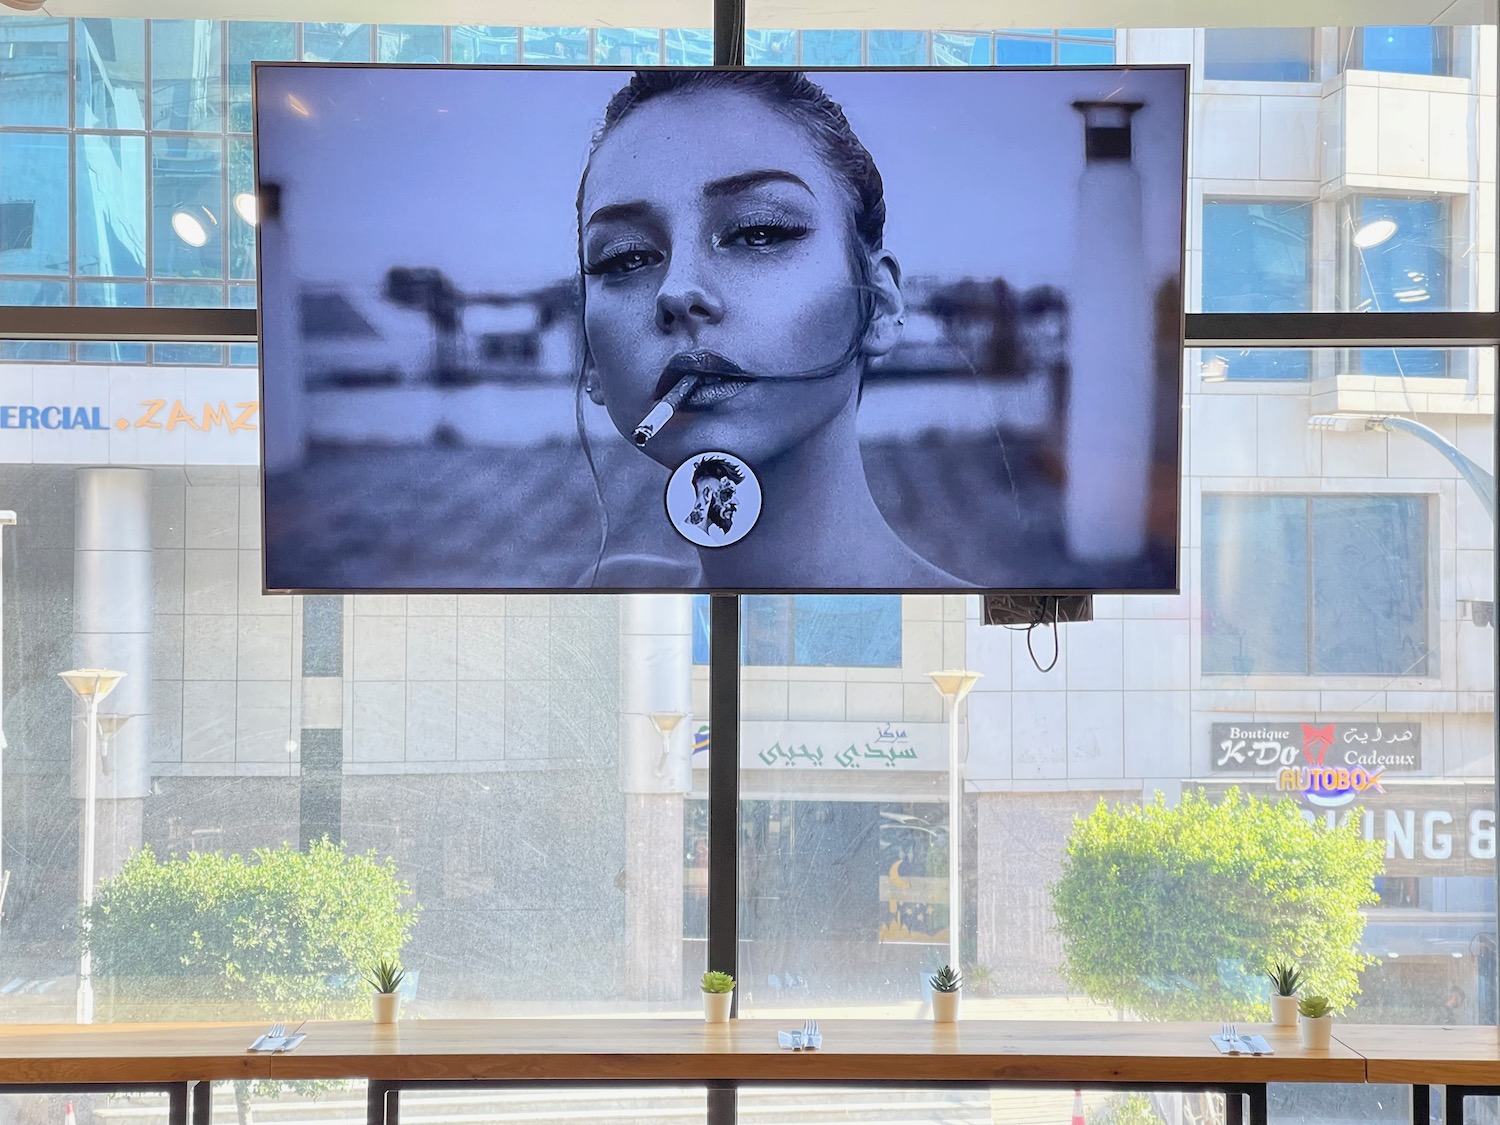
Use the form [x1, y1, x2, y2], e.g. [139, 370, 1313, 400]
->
[14, 0, 1498, 28]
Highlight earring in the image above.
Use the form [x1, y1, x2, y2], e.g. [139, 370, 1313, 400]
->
[896, 316, 906, 325]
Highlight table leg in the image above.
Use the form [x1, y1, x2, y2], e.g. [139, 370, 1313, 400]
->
[190, 1080, 213, 1125]
[1246, 1083, 1268, 1125]
[167, 1083, 188, 1125]
[1445, 1086, 1465, 1125]
[1226, 1088, 1244, 1125]
[366, 1081, 391, 1125]
[1413, 1084, 1430, 1125]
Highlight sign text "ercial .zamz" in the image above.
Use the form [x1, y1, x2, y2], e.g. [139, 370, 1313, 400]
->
[0, 402, 260, 432]
[0, 406, 107, 430]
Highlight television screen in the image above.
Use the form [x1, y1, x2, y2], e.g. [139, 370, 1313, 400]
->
[255, 64, 1187, 593]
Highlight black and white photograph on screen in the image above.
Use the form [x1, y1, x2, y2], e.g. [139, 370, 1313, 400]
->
[254, 64, 1187, 593]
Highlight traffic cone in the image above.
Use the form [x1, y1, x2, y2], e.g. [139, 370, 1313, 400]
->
[64, 1102, 77, 1125]
[1070, 1089, 1085, 1125]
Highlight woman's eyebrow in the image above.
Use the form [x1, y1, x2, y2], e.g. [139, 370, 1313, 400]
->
[703, 169, 813, 199]
[584, 200, 653, 228]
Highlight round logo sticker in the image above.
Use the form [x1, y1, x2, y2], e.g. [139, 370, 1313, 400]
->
[665, 451, 761, 548]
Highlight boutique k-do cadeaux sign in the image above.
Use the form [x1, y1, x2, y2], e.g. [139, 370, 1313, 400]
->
[254, 65, 1187, 593]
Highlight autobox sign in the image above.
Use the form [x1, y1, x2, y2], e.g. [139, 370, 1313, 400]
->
[1211, 722, 1420, 773]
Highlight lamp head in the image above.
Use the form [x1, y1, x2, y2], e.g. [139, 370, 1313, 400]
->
[59, 668, 126, 702]
[926, 669, 982, 703]
[648, 711, 687, 736]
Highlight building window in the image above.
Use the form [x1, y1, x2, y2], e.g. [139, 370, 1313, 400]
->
[1202, 494, 1430, 677]
[1201, 199, 1312, 380]
[692, 595, 902, 667]
[744, 28, 1112, 67]
[1204, 28, 1315, 82]
[0, 199, 34, 252]
[1340, 195, 1452, 376]
[1350, 26, 1456, 77]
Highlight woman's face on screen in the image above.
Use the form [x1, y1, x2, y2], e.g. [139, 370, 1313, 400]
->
[580, 88, 868, 469]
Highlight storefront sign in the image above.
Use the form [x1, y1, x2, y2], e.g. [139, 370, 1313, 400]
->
[1210, 722, 1421, 773]
[693, 720, 948, 772]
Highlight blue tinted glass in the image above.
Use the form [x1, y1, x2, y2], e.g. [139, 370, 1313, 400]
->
[1203, 28, 1314, 81]
[0, 17, 69, 127]
[75, 133, 146, 278]
[377, 25, 444, 63]
[867, 31, 926, 66]
[302, 22, 371, 61]
[227, 22, 294, 133]
[1203, 200, 1312, 313]
[1057, 41, 1114, 64]
[1360, 26, 1443, 76]
[1350, 348, 1448, 377]
[1350, 196, 1449, 327]
[0, 280, 69, 360]
[792, 596, 901, 667]
[691, 594, 710, 664]
[152, 136, 223, 279]
[933, 32, 989, 66]
[994, 37, 1053, 66]
[522, 27, 589, 63]
[77, 281, 148, 362]
[1200, 349, 1310, 382]
[800, 30, 861, 65]
[1069, 28, 1114, 39]
[595, 29, 661, 65]
[151, 20, 223, 131]
[1311, 497, 1427, 675]
[742, 596, 793, 665]
[153, 282, 225, 364]
[452, 26, 518, 63]
[75, 19, 147, 130]
[665, 29, 713, 66]
[1202, 495, 1309, 675]
[745, 30, 797, 66]
[0, 133, 69, 274]
[228, 139, 255, 281]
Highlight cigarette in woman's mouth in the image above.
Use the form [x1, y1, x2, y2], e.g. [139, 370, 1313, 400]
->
[633, 373, 702, 447]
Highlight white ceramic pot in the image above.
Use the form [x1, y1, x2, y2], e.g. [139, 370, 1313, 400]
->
[931, 990, 961, 1023]
[1270, 994, 1299, 1027]
[1298, 1014, 1332, 1050]
[703, 989, 733, 1023]
[372, 991, 400, 1024]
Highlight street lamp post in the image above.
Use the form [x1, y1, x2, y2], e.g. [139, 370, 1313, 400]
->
[926, 669, 982, 974]
[59, 667, 126, 1025]
[1308, 413, 1495, 523]
[648, 711, 687, 780]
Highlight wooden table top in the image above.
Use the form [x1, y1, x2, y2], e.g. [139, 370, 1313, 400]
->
[0, 1018, 1374, 1086]
[0, 1021, 271, 1083]
[1333, 1025, 1500, 1086]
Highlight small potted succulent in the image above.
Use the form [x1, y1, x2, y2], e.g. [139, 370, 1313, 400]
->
[701, 970, 735, 1023]
[1266, 961, 1306, 1027]
[1297, 995, 1333, 1050]
[929, 964, 962, 1023]
[365, 958, 407, 1024]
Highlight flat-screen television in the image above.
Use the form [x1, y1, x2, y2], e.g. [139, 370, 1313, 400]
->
[254, 64, 1187, 593]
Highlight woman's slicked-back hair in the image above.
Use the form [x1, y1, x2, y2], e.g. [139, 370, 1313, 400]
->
[580, 69, 886, 255]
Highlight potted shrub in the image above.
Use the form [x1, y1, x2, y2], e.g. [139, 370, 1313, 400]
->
[1266, 961, 1306, 1027]
[1297, 995, 1333, 1050]
[701, 970, 735, 1023]
[365, 958, 406, 1024]
[929, 964, 962, 1023]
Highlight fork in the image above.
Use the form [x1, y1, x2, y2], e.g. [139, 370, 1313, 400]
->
[1220, 1024, 1243, 1054]
[802, 1019, 820, 1049]
[266, 1022, 285, 1046]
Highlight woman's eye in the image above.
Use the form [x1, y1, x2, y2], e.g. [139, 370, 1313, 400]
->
[585, 245, 662, 277]
[723, 222, 808, 250]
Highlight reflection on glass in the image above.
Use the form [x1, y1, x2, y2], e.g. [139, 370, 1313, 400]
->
[932, 33, 989, 66]
[150, 20, 223, 131]
[74, 133, 147, 278]
[74, 18, 146, 131]
[0, 17, 68, 127]
[1355, 26, 1454, 77]
[665, 29, 713, 66]
[994, 36, 1052, 65]
[227, 22, 294, 133]
[0, 133, 68, 274]
[151, 135, 223, 279]
[522, 26, 589, 64]
[866, 31, 926, 66]
[595, 28, 662, 65]
[377, 24, 444, 63]
[153, 280, 225, 364]
[1203, 27, 1315, 81]
[452, 25, 518, 64]
[0, 279, 68, 360]
[227, 138, 255, 280]
[744, 29, 797, 65]
[230, 283, 257, 366]
[302, 22, 372, 62]
[1202, 199, 1311, 380]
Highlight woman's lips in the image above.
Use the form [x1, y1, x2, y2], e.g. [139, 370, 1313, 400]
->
[679, 374, 754, 409]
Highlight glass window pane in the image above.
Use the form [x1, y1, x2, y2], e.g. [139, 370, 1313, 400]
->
[376, 25, 445, 63]
[229, 282, 256, 365]
[1202, 495, 1309, 675]
[800, 29, 861, 65]
[595, 28, 661, 65]
[866, 30, 926, 66]
[150, 19, 223, 132]
[994, 36, 1053, 65]
[75, 133, 147, 278]
[452, 26, 518, 64]
[932, 32, 989, 66]
[151, 135, 223, 280]
[0, 16, 69, 127]
[0, 133, 69, 275]
[75, 18, 147, 131]
[152, 281, 225, 364]
[0, 279, 69, 360]
[1071, 28, 1114, 40]
[743, 596, 793, 665]
[745, 29, 797, 65]
[301, 22, 371, 62]
[227, 138, 255, 281]
[1204, 28, 1315, 81]
[1057, 40, 1115, 64]
[1310, 496, 1429, 675]
[522, 27, 589, 64]
[664, 29, 713, 66]
[1359, 26, 1448, 77]
[792, 595, 902, 667]
[1203, 200, 1312, 313]
[77, 279, 147, 362]
[227, 22, 294, 134]
[1343, 195, 1451, 314]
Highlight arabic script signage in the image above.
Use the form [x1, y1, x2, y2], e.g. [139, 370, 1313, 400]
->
[1210, 722, 1420, 773]
[691, 721, 947, 771]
